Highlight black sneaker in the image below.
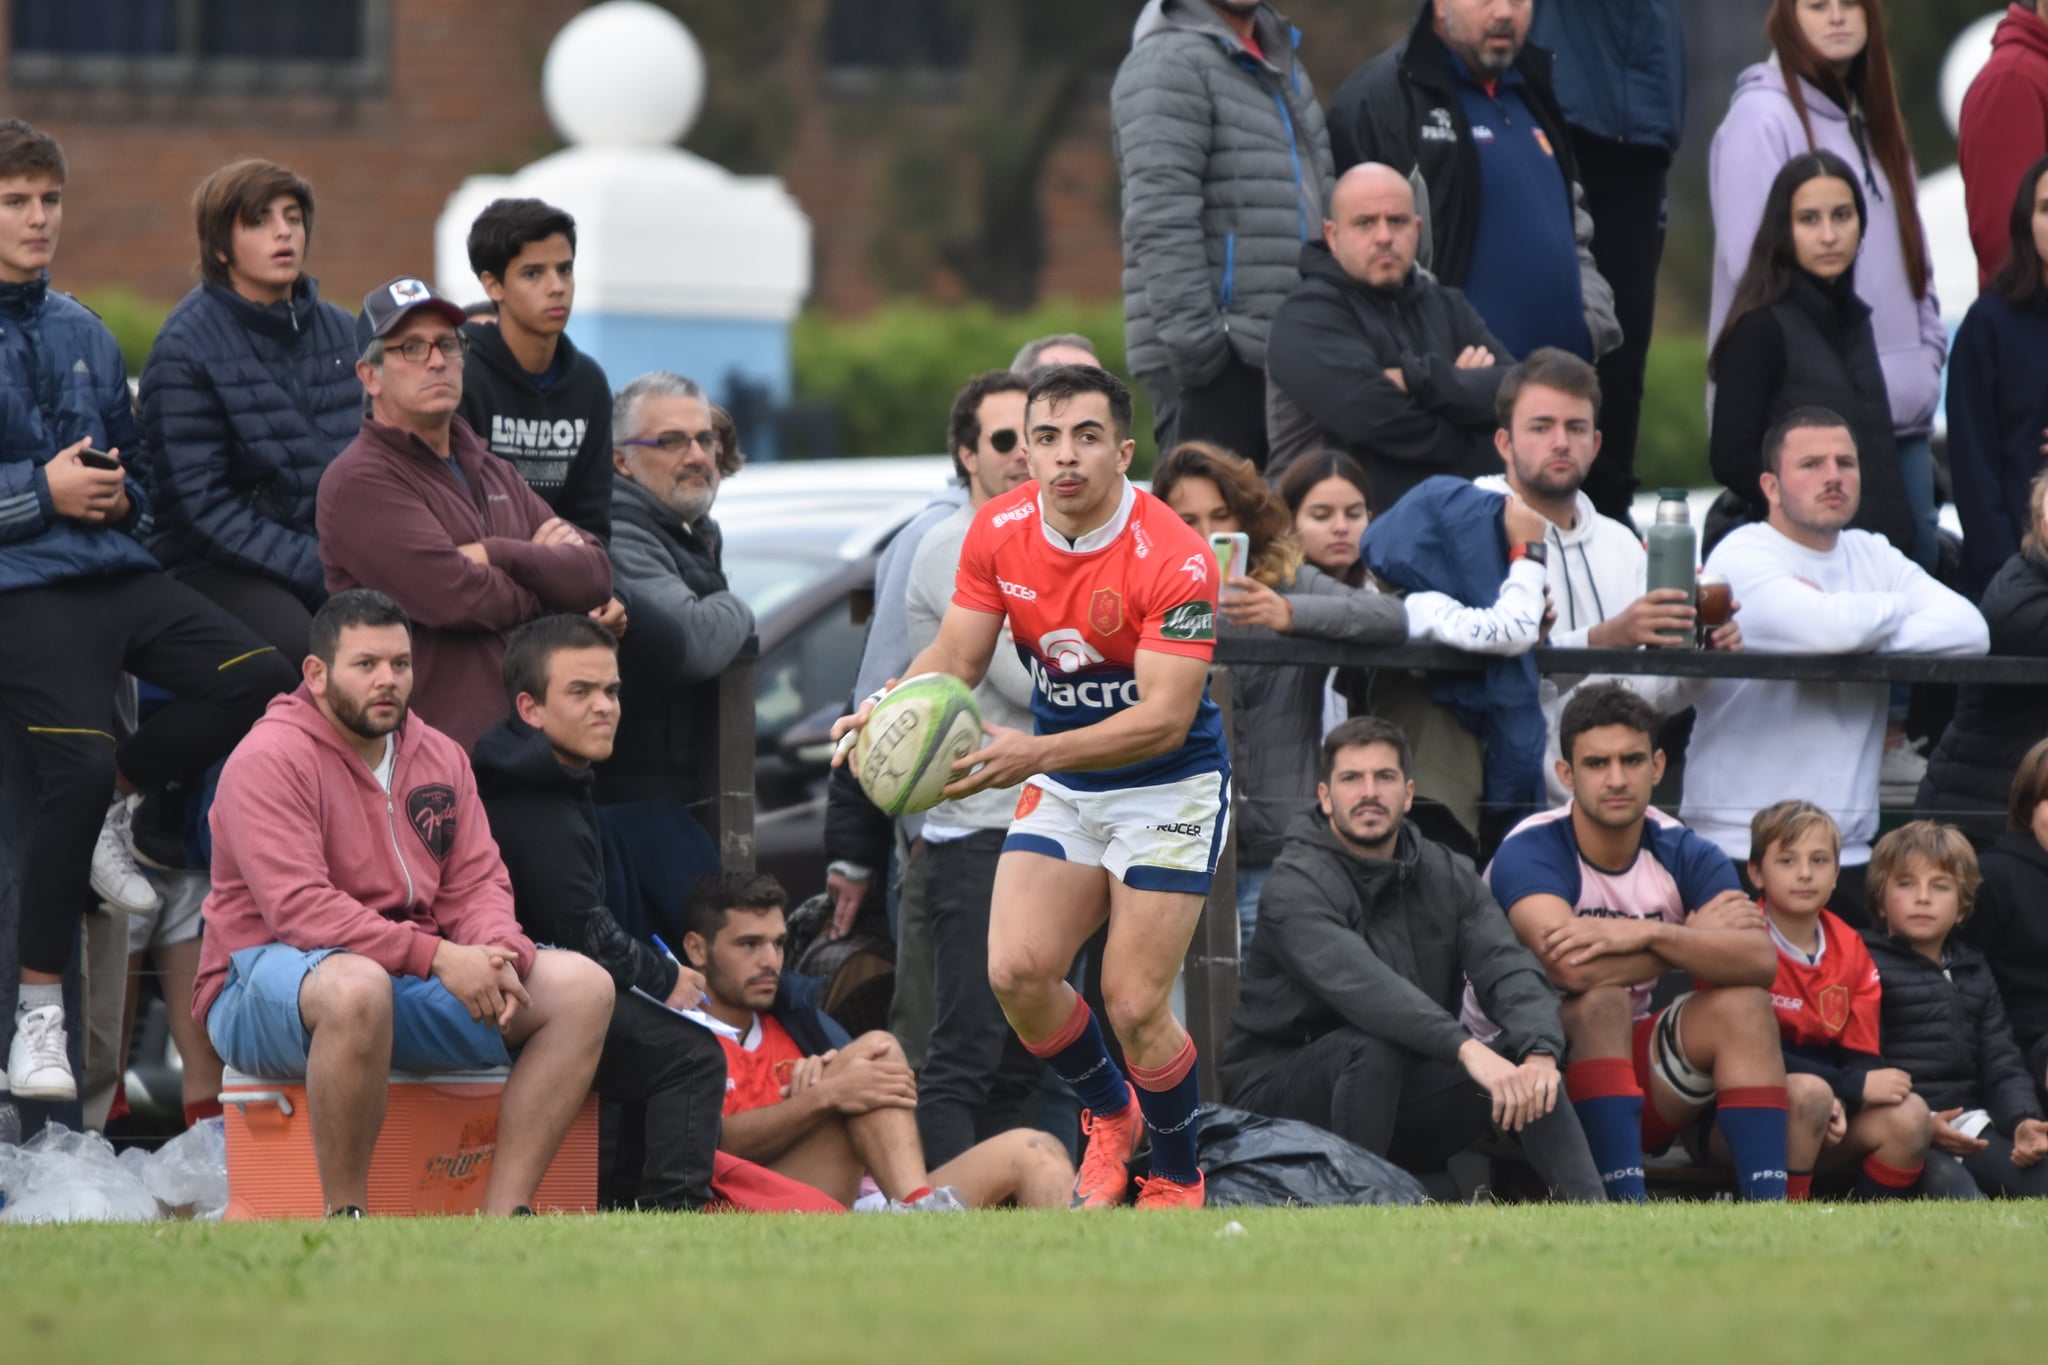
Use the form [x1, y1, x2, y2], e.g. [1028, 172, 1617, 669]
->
[328, 1205, 366, 1220]
[511, 1205, 536, 1217]
[127, 785, 191, 871]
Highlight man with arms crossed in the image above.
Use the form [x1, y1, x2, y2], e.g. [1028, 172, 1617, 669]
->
[1479, 682, 1790, 1201]
[195, 591, 615, 1217]
[836, 365, 1226, 1208]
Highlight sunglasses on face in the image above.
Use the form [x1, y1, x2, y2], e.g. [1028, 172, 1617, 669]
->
[620, 429, 722, 456]
[987, 428, 1020, 454]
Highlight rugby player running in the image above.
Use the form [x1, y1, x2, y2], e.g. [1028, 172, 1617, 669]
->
[834, 365, 1226, 1208]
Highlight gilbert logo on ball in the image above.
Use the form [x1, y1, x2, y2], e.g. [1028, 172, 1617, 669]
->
[853, 673, 985, 816]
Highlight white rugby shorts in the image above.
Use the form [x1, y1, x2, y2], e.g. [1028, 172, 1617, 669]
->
[1002, 770, 1229, 895]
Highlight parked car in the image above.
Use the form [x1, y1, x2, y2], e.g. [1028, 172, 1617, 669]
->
[717, 457, 956, 900]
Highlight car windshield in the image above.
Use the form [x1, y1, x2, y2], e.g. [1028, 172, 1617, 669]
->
[722, 546, 840, 618]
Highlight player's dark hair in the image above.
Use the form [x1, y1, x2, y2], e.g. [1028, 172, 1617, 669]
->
[193, 159, 315, 289]
[502, 614, 617, 709]
[466, 198, 578, 283]
[1761, 406, 1855, 478]
[2010, 737, 2048, 834]
[0, 118, 65, 184]
[684, 870, 789, 947]
[1026, 364, 1133, 445]
[1496, 347, 1602, 430]
[946, 369, 1030, 484]
[310, 589, 410, 666]
[1557, 682, 1660, 766]
[1320, 716, 1412, 785]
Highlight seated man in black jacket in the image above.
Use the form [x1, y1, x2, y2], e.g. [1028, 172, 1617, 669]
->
[1220, 716, 1604, 1201]
[474, 614, 726, 1210]
[1265, 162, 1511, 506]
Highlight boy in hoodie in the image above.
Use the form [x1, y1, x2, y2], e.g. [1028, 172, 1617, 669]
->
[1863, 819, 2048, 1197]
[0, 118, 296, 1103]
[474, 614, 726, 1210]
[1476, 349, 1743, 805]
[194, 590, 616, 1218]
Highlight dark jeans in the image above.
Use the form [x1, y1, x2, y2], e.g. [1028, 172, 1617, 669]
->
[1568, 130, 1670, 527]
[1225, 1027, 1606, 1202]
[0, 572, 293, 974]
[1958, 1131, 2048, 1198]
[175, 562, 316, 663]
[916, 830, 1045, 1165]
[593, 990, 727, 1210]
[1147, 352, 1271, 471]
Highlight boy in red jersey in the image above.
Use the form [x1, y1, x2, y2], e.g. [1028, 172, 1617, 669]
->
[834, 366, 1225, 1208]
[1747, 800, 1933, 1199]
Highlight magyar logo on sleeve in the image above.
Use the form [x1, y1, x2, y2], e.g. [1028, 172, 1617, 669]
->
[1159, 601, 1215, 642]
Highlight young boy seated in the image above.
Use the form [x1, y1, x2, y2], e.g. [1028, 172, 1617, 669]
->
[1864, 821, 2048, 1198]
[1746, 801, 1934, 1200]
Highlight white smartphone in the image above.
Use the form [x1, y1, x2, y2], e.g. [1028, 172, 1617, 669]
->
[1209, 531, 1250, 596]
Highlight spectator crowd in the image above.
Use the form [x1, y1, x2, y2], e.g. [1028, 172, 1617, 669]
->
[12, 0, 2048, 1214]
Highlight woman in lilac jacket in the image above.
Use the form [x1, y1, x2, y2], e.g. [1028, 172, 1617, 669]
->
[1708, 0, 1945, 570]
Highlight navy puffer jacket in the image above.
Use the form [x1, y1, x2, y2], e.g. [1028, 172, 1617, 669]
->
[0, 275, 156, 591]
[138, 278, 359, 603]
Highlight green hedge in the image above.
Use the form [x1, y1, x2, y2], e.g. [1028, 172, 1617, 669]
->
[1636, 334, 1711, 493]
[76, 286, 173, 377]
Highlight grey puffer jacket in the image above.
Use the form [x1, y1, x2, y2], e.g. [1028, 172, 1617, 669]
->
[1226, 564, 1406, 866]
[1113, 0, 1333, 387]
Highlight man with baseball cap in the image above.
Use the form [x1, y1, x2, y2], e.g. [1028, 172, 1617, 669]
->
[315, 277, 612, 749]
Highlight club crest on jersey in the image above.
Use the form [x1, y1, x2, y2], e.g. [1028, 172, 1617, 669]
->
[1160, 600, 1215, 642]
[1015, 784, 1043, 819]
[1089, 588, 1123, 636]
[1038, 629, 1106, 673]
[1818, 984, 1850, 1034]
[1178, 554, 1209, 586]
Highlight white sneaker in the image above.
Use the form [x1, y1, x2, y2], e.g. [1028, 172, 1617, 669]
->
[887, 1185, 969, 1213]
[8, 1004, 77, 1101]
[91, 795, 159, 914]
[1880, 737, 1930, 789]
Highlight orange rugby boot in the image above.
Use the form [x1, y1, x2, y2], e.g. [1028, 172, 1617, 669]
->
[1133, 1170, 1207, 1210]
[1070, 1083, 1144, 1209]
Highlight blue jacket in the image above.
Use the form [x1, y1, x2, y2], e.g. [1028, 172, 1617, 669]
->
[1358, 475, 1543, 820]
[771, 973, 853, 1058]
[0, 275, 156, 592]
[1530, 1, 1686, 154]
[138, 278, 359, 603]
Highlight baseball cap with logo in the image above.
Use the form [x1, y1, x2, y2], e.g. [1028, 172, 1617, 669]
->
[356, 276, 467, 353]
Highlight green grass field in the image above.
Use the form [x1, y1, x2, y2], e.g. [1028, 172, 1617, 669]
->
[8, 1204, 2047, 1364]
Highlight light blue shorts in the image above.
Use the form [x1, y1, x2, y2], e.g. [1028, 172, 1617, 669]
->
[205, 943, 512, 1079]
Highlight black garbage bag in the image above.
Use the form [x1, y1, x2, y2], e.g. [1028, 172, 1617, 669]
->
[1192, 1103, 1430, 1208]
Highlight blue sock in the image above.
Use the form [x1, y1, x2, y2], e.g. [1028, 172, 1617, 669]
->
[1023, 996, 1131, 1117]
[1129, 1037, 1202, 1184]
[1717, 1088, 1790, 1201]
[1567, 1059, 1648, 1202]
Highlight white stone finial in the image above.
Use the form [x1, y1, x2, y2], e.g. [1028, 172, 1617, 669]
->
[1940, 12, 2004, 139]
[542, 0, 705, 149]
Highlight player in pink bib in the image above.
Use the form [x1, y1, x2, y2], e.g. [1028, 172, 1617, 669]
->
[835, 366, 1224, 1208]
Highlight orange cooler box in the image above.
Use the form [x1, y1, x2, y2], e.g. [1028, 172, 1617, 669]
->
[220, 1067, 598, 1219]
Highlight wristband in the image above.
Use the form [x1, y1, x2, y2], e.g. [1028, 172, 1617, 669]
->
[827, 860, 872, 883]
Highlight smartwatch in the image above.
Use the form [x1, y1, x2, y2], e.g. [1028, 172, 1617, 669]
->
[1512, 541, 1549, 567]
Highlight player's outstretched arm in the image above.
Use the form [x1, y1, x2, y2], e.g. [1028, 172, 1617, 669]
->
[1508, 893, 1670, 996]
[831, 605, 1005, 754]
[1035, 647, 1209, 775]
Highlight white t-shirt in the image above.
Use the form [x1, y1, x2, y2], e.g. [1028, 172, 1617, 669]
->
[370, 738, 396, 794]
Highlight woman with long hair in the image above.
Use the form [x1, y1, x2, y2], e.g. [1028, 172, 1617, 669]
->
[1152, 443, 1403, 954]
[1278, 450, 1373, 589]
[1708, 0, 1943, 568]
[1709, 152, 1912, 556]
[1946, 153, 2048, 600]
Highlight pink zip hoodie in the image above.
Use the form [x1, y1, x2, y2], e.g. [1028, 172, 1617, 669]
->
[193, 686, 536, 1025]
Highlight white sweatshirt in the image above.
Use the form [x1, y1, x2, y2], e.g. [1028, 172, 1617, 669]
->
[1475, 476, 1707, 804]
[1680, 522, 1989, 864]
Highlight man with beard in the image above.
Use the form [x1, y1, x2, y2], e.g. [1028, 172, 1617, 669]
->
[1480, 683, 1792, 1202]
[1475, 349, 1743, 804]
[193, 590, 616, 1218]
[1265, 161, 1511, 498]
[1682, 412, 1988, 922]
[1325, 0, 1618, 369]
[1221, 716, 1606, 1200]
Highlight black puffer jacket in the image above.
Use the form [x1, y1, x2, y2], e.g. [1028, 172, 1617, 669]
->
[1965, 831, 2048, 1079]
[1917, 550, 2048, 843]
[137, 277, 359, 602]
[1864, 930, 2043, 1133]
[1223, 813, 1563, 1084]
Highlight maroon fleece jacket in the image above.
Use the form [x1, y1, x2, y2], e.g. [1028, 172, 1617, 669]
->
[316, 416, 611, 748]
[194, 687, 537, 1025]
[1961, 6, 2048, 287]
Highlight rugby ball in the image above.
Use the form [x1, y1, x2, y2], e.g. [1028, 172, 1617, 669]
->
[853, 672, 985, 816]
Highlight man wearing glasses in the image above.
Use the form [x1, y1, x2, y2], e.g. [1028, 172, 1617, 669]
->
[315, 278, 613, 751]
[598, 371, 753, 819]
